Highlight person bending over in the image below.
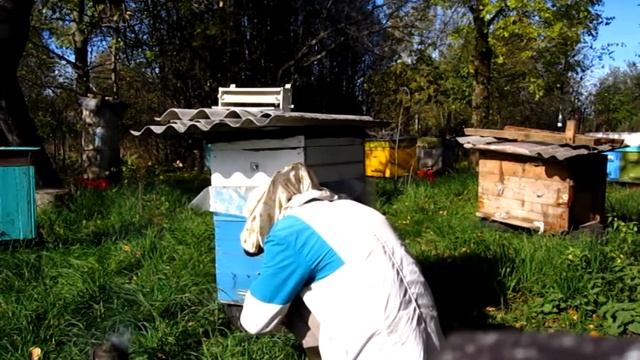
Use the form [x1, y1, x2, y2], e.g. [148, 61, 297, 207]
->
[239, 163, 443, 359]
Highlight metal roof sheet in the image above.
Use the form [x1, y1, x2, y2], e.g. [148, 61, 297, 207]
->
[131, 108, 385, 136]
[456, 136, 619, 160]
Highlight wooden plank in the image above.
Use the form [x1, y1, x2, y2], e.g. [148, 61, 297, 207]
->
[305, 145, 364, 166]
[219, 94, 280, 103]
[478, 173, 571, 206]
[564, 120, 577, 144]
[0, 157, 31, 166]
[476, 212, 541, 231]
[477, 193, 569, 232]
[503, 126, 561, 134]
[478, 194, 570, 218]
[478, 156, 569, 181]
[465, 128, 624, 146]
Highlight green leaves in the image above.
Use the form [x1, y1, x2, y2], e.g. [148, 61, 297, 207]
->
[592, 63, 640, 131]
[367, 0, 607, 134]
[599, 302, 640, 336]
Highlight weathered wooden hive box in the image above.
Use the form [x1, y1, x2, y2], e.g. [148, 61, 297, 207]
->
[459, 124, 624, 233]
[132, 85, 386, 304]
[364, 137, 417, 178]
[0, 147, 38, 241]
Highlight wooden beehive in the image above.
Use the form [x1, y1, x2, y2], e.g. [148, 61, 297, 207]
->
[0, 147, 38, 241]
[476, 151, 606, 233]
[461, 123, 624, 233]
[364, 137, 417, 178]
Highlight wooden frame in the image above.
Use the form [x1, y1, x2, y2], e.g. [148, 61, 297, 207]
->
[465, 124, 624, 147]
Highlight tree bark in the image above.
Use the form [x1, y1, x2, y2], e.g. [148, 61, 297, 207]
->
[468, 1, 492, 127]
[72, 0, 91, 95]
[0, 0, 63, 188]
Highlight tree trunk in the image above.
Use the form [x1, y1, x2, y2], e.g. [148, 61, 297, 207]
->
[111, 25, 120, 99]
[0, 0, 63, 188]
[469, 1, 492, 127]
[72, 0, 91, 96]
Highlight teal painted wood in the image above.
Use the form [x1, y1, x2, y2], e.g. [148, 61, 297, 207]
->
[0, 147, 39, 151]
[0, 166, 36, 240]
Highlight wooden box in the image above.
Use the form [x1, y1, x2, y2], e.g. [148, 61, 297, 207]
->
[0, 147, 38, 241]
[364, 138, 417, 178]
[477, 152, 607, 233]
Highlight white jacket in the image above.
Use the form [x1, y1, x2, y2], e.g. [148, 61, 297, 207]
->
[241, 197, 443, 359]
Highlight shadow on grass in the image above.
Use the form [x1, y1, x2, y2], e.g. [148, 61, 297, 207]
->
[419, 253, 511, 335]
[155, 172, 210, 199]
[0, 224, 49, 251]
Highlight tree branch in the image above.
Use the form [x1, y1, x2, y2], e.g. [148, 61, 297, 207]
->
[28, 35, 78, 69]
[487, 5, 507, 28]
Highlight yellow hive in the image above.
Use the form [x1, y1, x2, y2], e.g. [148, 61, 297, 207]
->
[365, 139, 417, 178]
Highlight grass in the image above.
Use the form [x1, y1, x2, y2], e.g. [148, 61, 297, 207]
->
[1, 171, 639, 358]
[0, 173, 302, 359]
[376, 174, 640, 337]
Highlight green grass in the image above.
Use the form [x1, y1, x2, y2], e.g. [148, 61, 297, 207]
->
[0, 174, 302, 359]
[377, 173, 640, 337]
[1, 172, 639, 358]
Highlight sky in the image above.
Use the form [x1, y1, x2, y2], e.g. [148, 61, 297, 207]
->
[590, 1, 640, 79]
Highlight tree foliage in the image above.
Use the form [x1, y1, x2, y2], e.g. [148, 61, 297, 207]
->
[367, 0, 608, 134]
[591, 63, 640, 132]
[13, 0, 621, 178]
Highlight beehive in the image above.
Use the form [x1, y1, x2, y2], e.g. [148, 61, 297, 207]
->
[606, 146, 640, 183]
[475, 151, 606, 233]
[460, 125, 623, 233]
[207, 135, 368, 303]
[0, 147, 37, 241]
[364, 138, 417, 178]
[131, 85, 386, 304]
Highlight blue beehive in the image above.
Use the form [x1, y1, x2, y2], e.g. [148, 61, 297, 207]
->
[214, 212, 260, 302]
[606, 151, 622, 181]
[206, 135, 372, 304]
[0, 147, 38, 241]
[605, 146, 640, 183]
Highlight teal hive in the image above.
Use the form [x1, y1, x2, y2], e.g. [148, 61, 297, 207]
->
[0, 147, 38, 241]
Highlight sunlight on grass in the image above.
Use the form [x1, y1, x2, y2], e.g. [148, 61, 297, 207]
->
[0, 175, 301, 359]
[1, 172, 638, 358]
[378, 173, 640, 337]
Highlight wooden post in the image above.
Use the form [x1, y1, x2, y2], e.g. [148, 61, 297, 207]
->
[564, 119, 577, 144]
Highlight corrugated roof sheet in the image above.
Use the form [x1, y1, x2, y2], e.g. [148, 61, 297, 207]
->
[457, 136, 619, 160]
[131, 108, 384, 136]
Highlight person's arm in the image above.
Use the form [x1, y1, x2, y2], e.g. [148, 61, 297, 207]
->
[240, 221, 311, 334]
